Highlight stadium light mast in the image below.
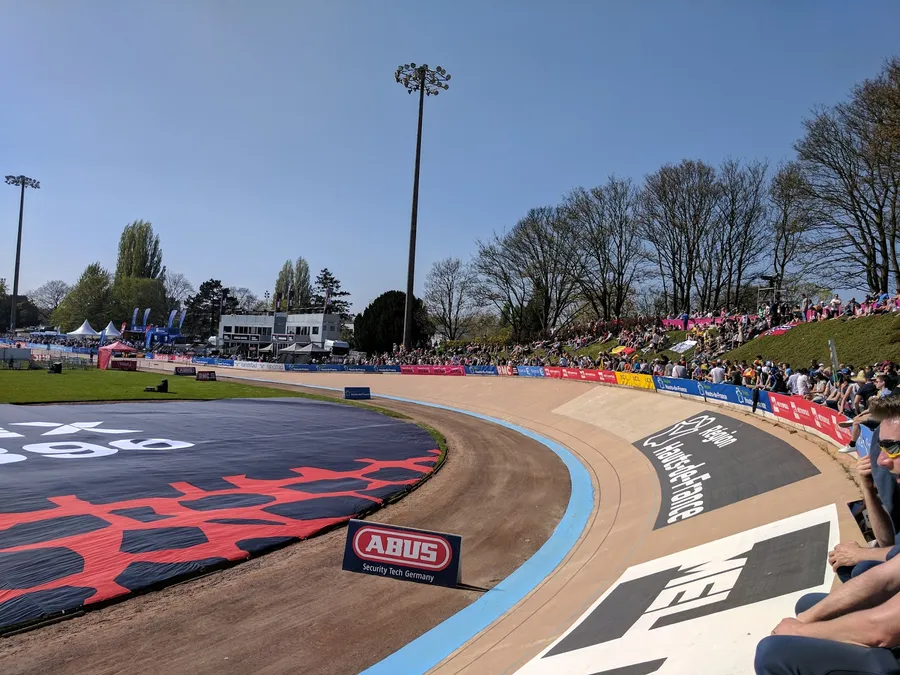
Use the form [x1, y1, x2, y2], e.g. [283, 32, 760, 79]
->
[394, 63, 451, 351]
[4, 175, 40, 333]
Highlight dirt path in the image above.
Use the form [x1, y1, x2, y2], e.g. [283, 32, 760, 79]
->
[0, 391, 570, 675]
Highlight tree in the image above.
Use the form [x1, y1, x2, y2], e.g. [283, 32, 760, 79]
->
[354, 290, 432, 354]
[0, 278, 8, 297]
[311, 268, 351, 319]
[182, 279, 238, 338]
[0, 295, 41, 329]
[115, 220, 165, 281]
[640, 160, 719, 313]
[293, 257, 312, 310]
[769, 162, 818, 288]
[28, 280, 71, 320]
[52, 263, 114, 331]
[164, 272, 194, 309]
[424, 257, 478, 340]
[112, 277, 168, 327]
[229, 286, 258, 312]
[473, 233, 532, 342]
[563, 177, 645, 321]
[274, 260, 293, 310]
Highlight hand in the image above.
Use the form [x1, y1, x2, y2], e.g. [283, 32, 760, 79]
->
[828, 544, 863, 569]
[772, 618, 804, 636]
[858, 456, 873, 481]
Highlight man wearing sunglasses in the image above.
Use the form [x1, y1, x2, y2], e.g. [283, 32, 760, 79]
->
[755, 395, 900, 674]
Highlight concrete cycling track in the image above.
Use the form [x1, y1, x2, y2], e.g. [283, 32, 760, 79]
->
[3, 364, 866, 675]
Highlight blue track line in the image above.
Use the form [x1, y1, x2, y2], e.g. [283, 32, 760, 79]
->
[223, 376, 594, 675]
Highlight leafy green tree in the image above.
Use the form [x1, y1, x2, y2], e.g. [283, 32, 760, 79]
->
[312, 268, 351, 319]
[354, 290, 431, 355]
[274, 260, 293, 309]
[182, 279, 238, 338]
[52, 263, 114, 331]
[116, 220, 165, 281]
[112, 277, 168, 327]
[293, 257, 312, 310]
[0, 295, 41, 329]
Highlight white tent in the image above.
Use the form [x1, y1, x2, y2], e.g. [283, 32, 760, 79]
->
[102, 321, 121, 338]
[67, 320, 100, 338]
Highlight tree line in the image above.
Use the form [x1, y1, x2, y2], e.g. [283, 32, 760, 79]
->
[419, 57, 900, 343]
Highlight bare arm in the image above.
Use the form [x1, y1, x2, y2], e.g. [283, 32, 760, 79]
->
[790, 590, 900, 648]
[798, 553, 900, 623]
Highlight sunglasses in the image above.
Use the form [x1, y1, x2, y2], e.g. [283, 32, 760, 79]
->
[880, 440, 900, 459]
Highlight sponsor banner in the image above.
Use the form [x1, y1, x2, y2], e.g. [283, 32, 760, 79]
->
[634, 412, 819, 529]
[109, 359, 137, 371]
[402, 365, 466, 376]
[764, 323, 798, 337]
[699, 382, 772, 414]
[561, 368, 583, 380]
[768, 393, 852, 446]
[465, 365, 499, 376]
[653, 376, 705, 398]
[376, 365, 402, 373]
[515, 365, 545, 378]
[318, 364, 346, 372]
[233, 361, 286, 372]
[858, 424, 875, 458]
[285, 364, 319, 372]
[196, 370, 217, 381]
[544, 366, 563, 379]
[342, 519, 462, 588]
[174, 366, 197, 376]
[497, 365, 516, 376]
[517, 506, 838, 675]
[343, 387, 371, 400]
[615, 372, 656, 390]
[345, 365, 378, 373]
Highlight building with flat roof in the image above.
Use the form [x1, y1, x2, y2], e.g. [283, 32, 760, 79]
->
[218, 312, 342, 355]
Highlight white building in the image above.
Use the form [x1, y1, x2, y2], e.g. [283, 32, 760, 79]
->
[218, 312, 343, 354]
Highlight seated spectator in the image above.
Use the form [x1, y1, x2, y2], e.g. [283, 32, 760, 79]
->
[755, 395, 900, 675]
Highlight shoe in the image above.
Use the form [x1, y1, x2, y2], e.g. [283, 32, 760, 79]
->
[839, 445, 857, 454]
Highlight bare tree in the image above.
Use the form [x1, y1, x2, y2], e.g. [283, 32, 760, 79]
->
[640, 160, 719, 313]
[704, 158, 769, 311]
[229, 287, 258, 312]
[768, 162, 818, 288]
[473, 234, 532, 342]
[424, 257, 478, 340]
[29, 280, 71, 319]
[795, 58, 900, 294]
[163, 272, 194, 309]
[564, 177, 645, 320]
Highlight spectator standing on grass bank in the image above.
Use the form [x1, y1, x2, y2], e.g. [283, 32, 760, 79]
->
[754, 395, 900, 675]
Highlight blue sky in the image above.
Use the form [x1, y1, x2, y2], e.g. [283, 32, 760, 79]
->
[2, 1, 899, 311]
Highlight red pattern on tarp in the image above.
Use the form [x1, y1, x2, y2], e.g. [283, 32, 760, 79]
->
[0, 450, 439, 618]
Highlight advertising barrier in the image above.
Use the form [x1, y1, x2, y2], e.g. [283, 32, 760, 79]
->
[768, 393, 852, 447]
[284, 364, 319, 372]
[699, 382, 772, 414]
[615, 372, 656, 390]
[561, 368, 583, 381]
[376, 365, 402, 373]
[345, 365, 378, 373]
[858, 425, 875, 458]
[109, 359, 137, 371]
[343, 386, 372, 400]
[196, 370, 217, 381]
[342, 519, 462, 588]
[402, 365, 466, 376]
[191, 357, 235, 368]
[515, 365, 545, 378]
[497, 365, 516, 376]
[174, 366, 197, 376]
[653, 376, 705, 398]
[544, 366, 563, 379]
[465, 365, 499, 376]
[318, 364, 346, 372]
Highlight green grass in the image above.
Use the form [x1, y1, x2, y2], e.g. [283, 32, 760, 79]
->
[721, 314, 900, 368]
[0, 369, 407, 420]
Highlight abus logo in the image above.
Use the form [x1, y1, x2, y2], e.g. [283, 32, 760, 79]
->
[352, 526, 452, 571]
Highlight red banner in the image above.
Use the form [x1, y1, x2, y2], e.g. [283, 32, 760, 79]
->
[400, 365, 466, 376]
[544, 366, 563, 379]
[497, 365, 516, 376]
[561, 368, 582, 380]
[768, 393, 851, 446]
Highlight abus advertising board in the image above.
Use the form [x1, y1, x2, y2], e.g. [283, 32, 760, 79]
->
[342, 519, 462, 588]
[634, 411, 819, 529]
[174, 366, 197, 376]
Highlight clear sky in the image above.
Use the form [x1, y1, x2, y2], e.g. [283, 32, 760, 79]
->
[2, 1, 899, 312]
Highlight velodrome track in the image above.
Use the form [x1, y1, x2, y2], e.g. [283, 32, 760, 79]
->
[5, 363, 866, 674]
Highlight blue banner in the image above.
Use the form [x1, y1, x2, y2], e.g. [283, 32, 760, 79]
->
[465, 365, 499, 376]
[515, 365, 545, 378]
[652, 376, 705, 398]
[343, 387, 372, 400]
[345, 365, 378, 373]
[858, 424, 874, 458]
[698, 382, 772, 414]
[375, 365, 402, 373]
[318, 364, 346, 372]
[191, 357, 234, 367]
[285, 364, 319, 372]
